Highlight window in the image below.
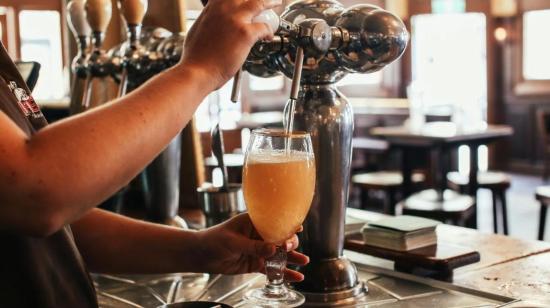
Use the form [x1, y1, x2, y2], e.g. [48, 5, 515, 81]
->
[411, 13, 487, 121]
[337, 71, 382, 87]
[431, 0, 465, 14]
[522, 9, 550, 80]
[195, 76, 242, 132]
[19, 10, 66, 101]
[412, 13, 488, 171]
[249, 75, 285, 91]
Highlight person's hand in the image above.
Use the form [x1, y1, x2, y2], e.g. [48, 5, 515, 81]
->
[194, 213, 309, 282]
[178, 0, 281, 91]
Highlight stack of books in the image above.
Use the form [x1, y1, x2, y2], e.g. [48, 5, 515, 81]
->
[361, 215, 440, 251]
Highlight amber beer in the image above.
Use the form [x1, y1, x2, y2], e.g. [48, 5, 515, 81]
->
[243, 151, 315, 244]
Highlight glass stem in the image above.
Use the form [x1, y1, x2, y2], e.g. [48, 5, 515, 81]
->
[264, 246, 287, 296]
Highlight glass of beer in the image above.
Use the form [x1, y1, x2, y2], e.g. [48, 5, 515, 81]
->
[242, 129, 315, 307]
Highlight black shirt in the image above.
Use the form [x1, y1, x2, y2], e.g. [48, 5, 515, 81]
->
[0, 42, 98, 307]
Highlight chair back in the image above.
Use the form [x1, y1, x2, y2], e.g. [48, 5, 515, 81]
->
[536, 108, 550, 152]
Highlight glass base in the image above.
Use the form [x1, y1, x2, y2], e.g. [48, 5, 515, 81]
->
[244, 286, 305, 307]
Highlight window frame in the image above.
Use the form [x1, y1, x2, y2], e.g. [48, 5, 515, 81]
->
[0, 0, 69, 87]
[512, 2, 550, 97]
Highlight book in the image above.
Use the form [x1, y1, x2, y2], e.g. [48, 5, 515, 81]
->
[361, 215, 440, 251]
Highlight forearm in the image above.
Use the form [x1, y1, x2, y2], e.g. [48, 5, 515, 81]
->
[71, 209, 204, 274]
[1, 65, 211, 234]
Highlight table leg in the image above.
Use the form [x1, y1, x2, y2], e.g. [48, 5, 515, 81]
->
[465, 144, 479, 229]
[431, 146, 445, 201]
[468, 144, 479, 196]
[402, 147, 413, 198]
[539, 203, 548, 241]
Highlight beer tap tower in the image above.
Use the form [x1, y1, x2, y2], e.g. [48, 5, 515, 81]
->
[243, 1, 409, 303]
[67, 0, 91, 115]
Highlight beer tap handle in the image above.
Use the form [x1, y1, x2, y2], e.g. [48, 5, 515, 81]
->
[230, 9, 279, 104]
[68, 0, 92, 43]
[118, 0, 148, 45]
[68, 0, 92, 115]
[118, 0, 147, 25]
[84, 0, 112, 48]
[82, 0, 112, 108]
[117, 0, 148, 97]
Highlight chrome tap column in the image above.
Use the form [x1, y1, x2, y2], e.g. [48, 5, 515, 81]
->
[244, 0, 408, 302]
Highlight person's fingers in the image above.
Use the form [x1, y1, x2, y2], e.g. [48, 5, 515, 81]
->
[246, 22, 274, 42]
[241, 238, 275, 258]
[284, 268, 305, 282]
[238, 0, 282, 19]
[287, 251, 309, 266]
[251, 257, 265, 273]
[283, 234, 299, 251]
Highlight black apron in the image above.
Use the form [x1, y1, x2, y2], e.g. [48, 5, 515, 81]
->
[0, 42, 98, 307]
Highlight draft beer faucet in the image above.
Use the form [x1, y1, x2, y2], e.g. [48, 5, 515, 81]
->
[243, 1, 409, 303]
[82, 0, 113, 109]
[67, 0, 91, 115]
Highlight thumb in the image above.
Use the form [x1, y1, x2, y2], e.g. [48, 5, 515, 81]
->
[248, 22, 274, 42]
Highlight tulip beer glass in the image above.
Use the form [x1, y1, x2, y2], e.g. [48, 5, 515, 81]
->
[242, 129, 315, 307]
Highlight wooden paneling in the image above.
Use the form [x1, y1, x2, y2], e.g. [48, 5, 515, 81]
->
[498, 0, 550, 174]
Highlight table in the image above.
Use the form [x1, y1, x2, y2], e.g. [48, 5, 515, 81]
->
[371, 122, 513, 227]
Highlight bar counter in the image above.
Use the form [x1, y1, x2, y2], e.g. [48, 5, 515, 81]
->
[346, 209, 550, 306]
[93, 209, 550, 307]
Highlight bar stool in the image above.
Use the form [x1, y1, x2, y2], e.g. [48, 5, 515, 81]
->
[535, 186, 550, 241]
[352, 171, 425, 215]
[447, 171, 511, 235]
[399, 189, 476, 226]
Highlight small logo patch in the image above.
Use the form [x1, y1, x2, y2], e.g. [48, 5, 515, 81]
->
[8, 81, 43, 119]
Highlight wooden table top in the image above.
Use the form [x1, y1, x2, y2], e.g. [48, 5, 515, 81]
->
[370, 122, 513, 146]
[346, 208, 550, 304]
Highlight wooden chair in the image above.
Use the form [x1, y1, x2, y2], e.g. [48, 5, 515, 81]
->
[352, 171, 425, 215]
[200, 128, 243, 158]
[400, 189, 476, 226]
[536, 109, 550, 181]
[200, 128, 244, 183]
[535, 186, 550, 241]
[447, 171, 510, 235]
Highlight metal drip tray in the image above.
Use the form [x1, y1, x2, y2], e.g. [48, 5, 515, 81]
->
[94, 261, 518, 307]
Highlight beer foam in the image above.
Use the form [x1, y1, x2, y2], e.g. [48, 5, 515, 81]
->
[246, 149, 313, 164]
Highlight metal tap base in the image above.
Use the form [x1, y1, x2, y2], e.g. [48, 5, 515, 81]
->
[293, 256, 364, 304]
